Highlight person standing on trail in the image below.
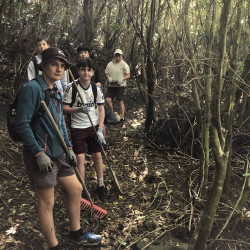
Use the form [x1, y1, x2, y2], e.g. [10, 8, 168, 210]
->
[69, 44, 102, 87]
[27, 35, 68, 94]
[69, 44, 107, 149]
[16, 48, 102, 249]
[105, 49, 130, 122]
[63, 58, 108, 201]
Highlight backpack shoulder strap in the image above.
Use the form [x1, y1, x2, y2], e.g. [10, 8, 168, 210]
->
[91, 81, 97, 108]
[33, 57, 39, 76]
[70, 81, 97, 107]
[34, 77, 51, 107]
[70, 81, 78, 107]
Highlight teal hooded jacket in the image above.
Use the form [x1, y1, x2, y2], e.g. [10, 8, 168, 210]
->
[15, 75, 72, 159]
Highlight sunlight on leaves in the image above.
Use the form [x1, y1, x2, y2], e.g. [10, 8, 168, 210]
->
[136, 215, 146, 221]
[129, 172, 137, 179]
[123, 136, 128, 141]
[131, 119, 142, 128]
[6, 224, 19, 235]
[156, 171, 161, 176]
[139, 167, 148, 182]
[117, 239, 127, 246]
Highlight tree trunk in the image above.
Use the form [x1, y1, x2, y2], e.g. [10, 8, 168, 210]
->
[145, 0, 157, 133]
[189, 1, 232, 249]
[223, 0, 244, 196]
[201, 0, 217, 198]
[183, 0, 202, 157]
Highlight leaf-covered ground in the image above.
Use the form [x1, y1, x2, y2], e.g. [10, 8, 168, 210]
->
[0, 87, 249, 250]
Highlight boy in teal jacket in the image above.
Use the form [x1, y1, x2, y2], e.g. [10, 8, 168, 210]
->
[15, 48, 102, 250]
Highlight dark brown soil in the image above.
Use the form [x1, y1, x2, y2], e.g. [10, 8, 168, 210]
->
[0, 87, 249, 250]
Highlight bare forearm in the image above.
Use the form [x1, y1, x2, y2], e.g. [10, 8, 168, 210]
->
[123, 73, 130, 80]
[98, 106, 105, 128]
[63, 105, 77, 114]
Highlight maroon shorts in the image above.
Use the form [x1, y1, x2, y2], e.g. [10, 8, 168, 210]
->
[106, 87, 125, 101]
[71, 126, 102, 155]
[23, 147, 75, 190]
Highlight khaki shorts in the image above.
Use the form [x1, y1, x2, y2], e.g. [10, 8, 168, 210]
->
[23, 147, 75, 190]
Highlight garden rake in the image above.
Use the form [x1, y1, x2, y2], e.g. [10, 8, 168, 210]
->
[69, 69, 123, 194]
[40, 100, 107, 218]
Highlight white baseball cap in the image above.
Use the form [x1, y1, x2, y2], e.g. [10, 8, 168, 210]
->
[114, 49, 123, 55]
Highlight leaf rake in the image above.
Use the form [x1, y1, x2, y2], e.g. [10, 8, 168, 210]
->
[40, 100, 107, 218]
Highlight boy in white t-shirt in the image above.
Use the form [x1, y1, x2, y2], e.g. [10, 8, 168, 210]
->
[63, 58, 107, 201]
[27, 35, 68, 94]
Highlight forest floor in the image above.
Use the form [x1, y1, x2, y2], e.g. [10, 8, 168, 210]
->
[0, 86, 249, 250]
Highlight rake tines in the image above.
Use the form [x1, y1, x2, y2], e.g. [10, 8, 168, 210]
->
[80, 198, 107, 218]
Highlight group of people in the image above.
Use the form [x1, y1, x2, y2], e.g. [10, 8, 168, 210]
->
[15, 35, 130, 249]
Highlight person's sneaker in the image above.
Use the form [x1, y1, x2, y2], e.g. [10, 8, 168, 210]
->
[120, 118, 125, 123]
[96, 186, 108, 201]
[70, 229, 102, 246]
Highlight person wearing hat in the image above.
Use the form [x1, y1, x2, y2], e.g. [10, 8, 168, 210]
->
[15, 47, 102, 249]
[105, 49, 130, 122]
[27, 35, 68, 95]
[69, 44, 101, 87]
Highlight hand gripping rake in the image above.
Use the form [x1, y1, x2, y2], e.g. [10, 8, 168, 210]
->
[69, 70, 123, 194]
[40, 101, 107, 218]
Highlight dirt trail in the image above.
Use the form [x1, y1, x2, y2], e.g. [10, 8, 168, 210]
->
[1, 87, 247, 249]
[0, 98, 193, 250]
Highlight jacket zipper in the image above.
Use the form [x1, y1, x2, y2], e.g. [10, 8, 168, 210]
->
[44, 133, 48, 152]
[54, 92, 63, 155]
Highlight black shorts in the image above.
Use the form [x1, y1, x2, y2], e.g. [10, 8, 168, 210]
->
[106, 87, 125, 101]
[71, 126, 102, 155]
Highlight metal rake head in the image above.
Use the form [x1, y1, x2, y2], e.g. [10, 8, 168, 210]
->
[80, 198, 107, 218]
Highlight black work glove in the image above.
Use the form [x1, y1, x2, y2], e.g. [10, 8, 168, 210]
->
[35, 151, 53, 172]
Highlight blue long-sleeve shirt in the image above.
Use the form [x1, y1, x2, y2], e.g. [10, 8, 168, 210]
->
[15, 75, 72, 159]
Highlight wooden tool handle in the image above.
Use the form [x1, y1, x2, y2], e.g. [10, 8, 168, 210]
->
[40, 100, 94, 204]
[68, 70, 123, 194]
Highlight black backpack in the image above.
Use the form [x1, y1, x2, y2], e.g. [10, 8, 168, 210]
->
[104, 111, 120, 125]
[6, 78, 51, 142]
[66, 80, 98, 128]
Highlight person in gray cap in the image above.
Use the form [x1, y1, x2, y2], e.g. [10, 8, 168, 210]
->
[15, 47, 102, 250]
[105, 49, 130, 122]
